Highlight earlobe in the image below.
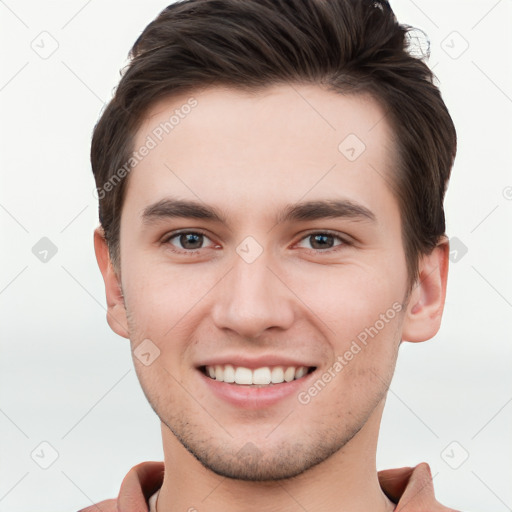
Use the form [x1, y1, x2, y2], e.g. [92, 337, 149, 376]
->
[93, 226, 130, 339]
[401, 237, 449, 343]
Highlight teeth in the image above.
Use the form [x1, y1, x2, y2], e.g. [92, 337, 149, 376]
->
[204, 364, 312, 385]
[295, 366, 307, 379]
[284, 367, 295, 382]
[223, 364, 235, 383]
[214, 365, 224, 381]
[235, 367, 253, 385]
[271, 366, 284, 383]
[252, 367, 271, 385]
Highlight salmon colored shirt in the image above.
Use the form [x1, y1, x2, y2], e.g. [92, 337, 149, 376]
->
[77, 461, 460, 511]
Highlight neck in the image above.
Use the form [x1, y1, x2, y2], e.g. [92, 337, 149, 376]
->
[156, 400, 395, 512]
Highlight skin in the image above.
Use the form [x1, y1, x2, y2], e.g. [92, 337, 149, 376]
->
[94, 84, 449, 512]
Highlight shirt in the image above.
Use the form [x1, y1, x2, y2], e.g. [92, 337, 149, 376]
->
[148, 490, 158, 512]
[77, 461, 461, 511]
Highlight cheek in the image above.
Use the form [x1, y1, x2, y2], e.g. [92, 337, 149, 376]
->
[123, 256, 218, 328]
[298, 313, 402, 417]
[287, 262, 403, 334]
[121, 260, 222, 375]
[289, 264, 403, 382]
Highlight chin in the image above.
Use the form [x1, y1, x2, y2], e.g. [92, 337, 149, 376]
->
[162, 416, 360, 482]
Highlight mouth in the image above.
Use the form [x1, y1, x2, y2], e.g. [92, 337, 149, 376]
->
[199, 364, 317, 387]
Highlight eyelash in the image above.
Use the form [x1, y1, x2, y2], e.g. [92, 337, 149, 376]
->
[161, 229, 351, 255]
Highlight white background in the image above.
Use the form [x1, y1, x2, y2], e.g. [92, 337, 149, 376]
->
[1, 1, 511, 511]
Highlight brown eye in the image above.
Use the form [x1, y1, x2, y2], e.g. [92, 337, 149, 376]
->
[176, 232, 204, 250]
[164, 231, 215, 253]
[296, 231, 347, 252]
[309, 233, 335, 249]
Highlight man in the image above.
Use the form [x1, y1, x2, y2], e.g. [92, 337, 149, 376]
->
[85, 0, 459, 510]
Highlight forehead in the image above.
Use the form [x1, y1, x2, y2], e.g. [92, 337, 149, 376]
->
[127, 84, 397, 221]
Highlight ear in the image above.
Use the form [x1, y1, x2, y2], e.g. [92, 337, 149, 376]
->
[401, 236, 449, 343]
[93, 226, 129, 339]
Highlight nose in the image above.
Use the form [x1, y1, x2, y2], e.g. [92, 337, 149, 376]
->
[211, 246, 295, 340]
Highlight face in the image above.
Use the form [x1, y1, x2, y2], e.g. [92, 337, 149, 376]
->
[106, 84, 416, 480]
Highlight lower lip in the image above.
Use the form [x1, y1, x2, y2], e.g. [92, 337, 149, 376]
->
[197, 368, 317, 409]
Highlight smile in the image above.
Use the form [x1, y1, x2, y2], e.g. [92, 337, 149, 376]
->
[200, 364, 316, 386]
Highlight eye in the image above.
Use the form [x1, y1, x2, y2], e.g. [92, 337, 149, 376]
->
[163, 230, 217, 253]
[296, 231, 348, 252]
[162, 229, 350, 255]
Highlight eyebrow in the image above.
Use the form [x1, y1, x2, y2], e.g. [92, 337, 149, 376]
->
[141, 197, 376, 226]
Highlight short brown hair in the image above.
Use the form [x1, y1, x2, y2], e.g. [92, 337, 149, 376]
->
[91, 0, 456, 291]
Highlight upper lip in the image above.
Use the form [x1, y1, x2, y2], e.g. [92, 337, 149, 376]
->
[196, 354, 317, 370]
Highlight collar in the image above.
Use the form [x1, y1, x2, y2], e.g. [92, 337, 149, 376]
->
[78, 461, 458, 511]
